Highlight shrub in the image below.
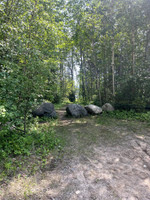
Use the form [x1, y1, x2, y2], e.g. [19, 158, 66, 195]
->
[102, 110, 150, 122]
[52, 94, 62, 104]
[0, 118, 60, 180]
[68, 91, 76, 102]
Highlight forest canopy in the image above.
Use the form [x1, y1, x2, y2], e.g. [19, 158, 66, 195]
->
[0, 0, 150, 133]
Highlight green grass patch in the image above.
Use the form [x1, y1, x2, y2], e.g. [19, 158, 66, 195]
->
[102, 110, 150, 122]
[0, 118, 61, 182]
[97, 110, 150, 128]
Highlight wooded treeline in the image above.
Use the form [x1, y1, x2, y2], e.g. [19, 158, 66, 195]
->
[0, 0, 150, 132]
[67, 0, 150, 110]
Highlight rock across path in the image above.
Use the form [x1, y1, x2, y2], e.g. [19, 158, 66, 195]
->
[1, 107, 150, 200]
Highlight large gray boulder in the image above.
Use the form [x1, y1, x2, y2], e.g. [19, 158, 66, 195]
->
[85, 104, 102, 115]
[32, 103, 57, 118]
[66, 104, 88, 118]
[102, 103, 114, 112]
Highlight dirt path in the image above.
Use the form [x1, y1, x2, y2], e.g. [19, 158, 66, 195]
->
[1, 108, 150, 200]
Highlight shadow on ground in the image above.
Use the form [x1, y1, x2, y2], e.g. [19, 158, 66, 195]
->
[1, 109, 150, 200]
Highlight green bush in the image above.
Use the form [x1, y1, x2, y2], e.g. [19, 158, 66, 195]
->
[102, 110, 150, 122]
[0, 125, 59, 159]
[52, 94, 62, 104]
[0, 118, 60, 181]
[115, 77, 150, 111]
[68, 91, 76, 102]
[93, 95, 101, 106]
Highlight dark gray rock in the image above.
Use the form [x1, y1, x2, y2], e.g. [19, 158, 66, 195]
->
[102, 103, 114, 112]
[32, 103, 57, 118]
[66, 104, 88, 118]
[85, 104, 102, 115]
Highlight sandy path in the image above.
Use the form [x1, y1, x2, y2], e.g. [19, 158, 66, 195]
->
[1, 108, 150, 200]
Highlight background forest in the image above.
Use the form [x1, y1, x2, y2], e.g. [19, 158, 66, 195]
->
[1, 0, 150, 122]
[0, 0, 150, 179]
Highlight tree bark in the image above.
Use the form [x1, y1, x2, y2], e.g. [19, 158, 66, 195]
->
[145, 30, 150, 65]
[71, 48, 74, 88]
[111, 37, 115, 97]
[60, 62, 64, 96]
[132, 28, 135, 75]
[80, 46, 86, 100]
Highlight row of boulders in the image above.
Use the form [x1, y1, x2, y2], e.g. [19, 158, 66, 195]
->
[32, 102, 114, 118]
[66, 103, 114, 118]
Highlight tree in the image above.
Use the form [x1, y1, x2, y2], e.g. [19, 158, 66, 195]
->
[0, 0, 67, 133]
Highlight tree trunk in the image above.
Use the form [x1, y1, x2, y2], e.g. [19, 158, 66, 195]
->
[60, 62, 64, 96]
[98, 75, 102, 106]
[145, 30, 150, 65]
[80, 46, 86, 100]
[71, 48, 74, 87]
[132, 28, 135, 75]
[111, 37, 115, 97]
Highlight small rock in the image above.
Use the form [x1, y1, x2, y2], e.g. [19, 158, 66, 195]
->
[76, 190, 81, 195]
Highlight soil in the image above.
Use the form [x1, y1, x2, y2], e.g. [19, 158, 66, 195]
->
[1, 107, 150, 200]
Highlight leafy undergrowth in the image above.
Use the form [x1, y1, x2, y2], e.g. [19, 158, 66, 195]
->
[0, 118, 61, 182]
[54, 98, 72, 110]
[1, 107, 149, 183]
[101, 110, 150, 123]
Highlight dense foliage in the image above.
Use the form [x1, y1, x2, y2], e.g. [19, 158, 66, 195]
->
[66, 0, 150, 110]
[1, 0, 150, 130]
[0, 0, 150, 180]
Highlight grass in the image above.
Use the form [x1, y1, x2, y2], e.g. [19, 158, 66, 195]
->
[0, 117, 62, 182]
[55, 116, 123, 158]
[101, 110, 150, 123]
[56, 110, 150, 157]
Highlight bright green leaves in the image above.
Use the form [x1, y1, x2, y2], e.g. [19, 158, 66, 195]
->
[0, 0, 67, 133]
